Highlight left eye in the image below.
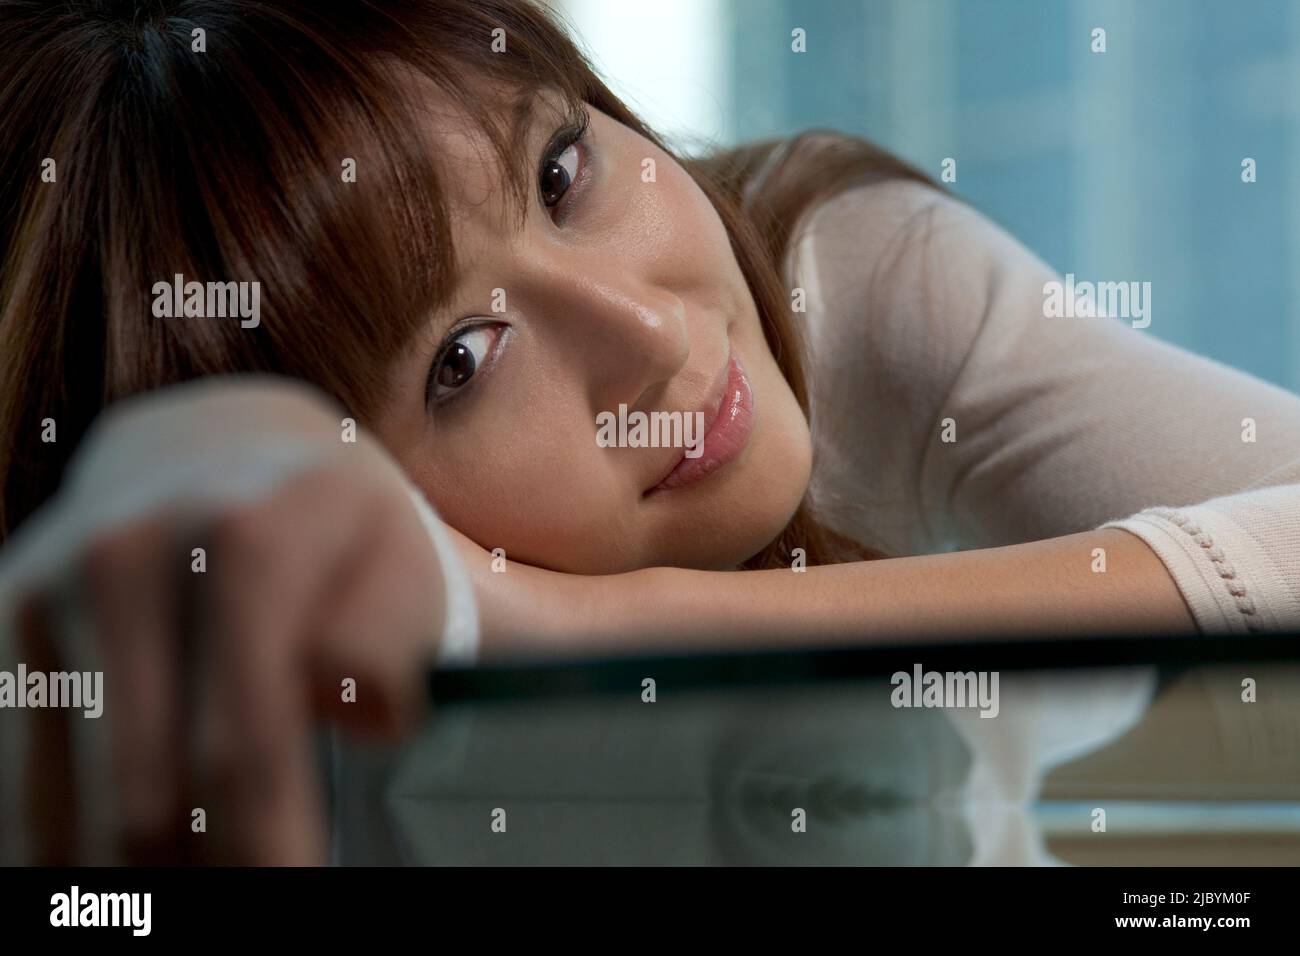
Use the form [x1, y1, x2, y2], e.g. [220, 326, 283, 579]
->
[539, 142, 580, 207]
[429, 325, 499, 402]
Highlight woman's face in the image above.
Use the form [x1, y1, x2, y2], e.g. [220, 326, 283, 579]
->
[373, 85, 813, 573]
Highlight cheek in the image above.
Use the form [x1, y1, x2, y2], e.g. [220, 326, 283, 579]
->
[663, 165, 735, 273]
[659, 160, 764, 343]
[615, 143, 735, 281]
[412, 420, 640, 572]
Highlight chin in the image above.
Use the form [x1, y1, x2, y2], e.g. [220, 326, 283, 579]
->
[739, 462, 812, 565]
[703, 490, 808, 570]
[666, 438, 813, 571]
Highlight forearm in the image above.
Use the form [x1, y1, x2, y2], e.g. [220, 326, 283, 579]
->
[561, 528, 1196, 656]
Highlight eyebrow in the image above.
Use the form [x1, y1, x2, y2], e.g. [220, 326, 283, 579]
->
[509, 93, 540, 172]
[503, 91, 545, 223]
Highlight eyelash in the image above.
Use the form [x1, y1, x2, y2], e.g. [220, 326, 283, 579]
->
[425, 113, 593, 411]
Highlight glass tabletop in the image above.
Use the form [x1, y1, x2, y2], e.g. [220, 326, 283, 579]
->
[329, 637, 1300, 865]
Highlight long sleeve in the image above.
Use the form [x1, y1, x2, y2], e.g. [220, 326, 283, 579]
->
[0, 376, 479, 863]
[791, 179, 1300, 631]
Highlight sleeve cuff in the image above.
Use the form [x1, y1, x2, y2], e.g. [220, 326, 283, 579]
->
[1101, 496, 1300, 634]
[406, 488, 480, 667]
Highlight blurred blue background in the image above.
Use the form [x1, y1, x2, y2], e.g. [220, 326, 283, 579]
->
[557, 0, 1300, 391]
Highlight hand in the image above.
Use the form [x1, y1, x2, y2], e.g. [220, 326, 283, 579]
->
[15, 447, 448, 865]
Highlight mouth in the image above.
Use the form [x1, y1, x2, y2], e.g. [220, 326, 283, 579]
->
[645, 350, 755, 495]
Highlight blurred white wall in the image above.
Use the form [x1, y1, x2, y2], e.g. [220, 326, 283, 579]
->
[552, 0, 730, 150]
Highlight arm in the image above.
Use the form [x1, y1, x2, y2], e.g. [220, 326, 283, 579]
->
[616, 528, 1194, 649]
[457, 526, 1193, 661]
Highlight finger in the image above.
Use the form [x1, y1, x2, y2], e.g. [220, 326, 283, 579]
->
[189, 467, 379, 865]
[308, 488, 442, 737]
[15, 590, 75, 864]
[77, 517, 185, 864]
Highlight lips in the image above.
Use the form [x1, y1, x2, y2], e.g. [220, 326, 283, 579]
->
[648, 351, 755, 494]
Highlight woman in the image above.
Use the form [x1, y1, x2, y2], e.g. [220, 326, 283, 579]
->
[1, 0, 1297, 864]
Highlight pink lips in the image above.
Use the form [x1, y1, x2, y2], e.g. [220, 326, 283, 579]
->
[650, 352, 755, 493]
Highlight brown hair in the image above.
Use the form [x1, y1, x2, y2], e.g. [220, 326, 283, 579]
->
[0, 0, 934, 565]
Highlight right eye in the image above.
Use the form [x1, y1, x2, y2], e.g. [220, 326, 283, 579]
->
[427, 324, 502, 404]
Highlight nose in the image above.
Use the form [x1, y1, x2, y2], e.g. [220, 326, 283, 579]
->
[522, 246, 691, 414]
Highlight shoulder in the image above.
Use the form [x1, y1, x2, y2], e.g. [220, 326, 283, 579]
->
[788, 175, 1060, 374]
[788, 176, 1049, 303]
